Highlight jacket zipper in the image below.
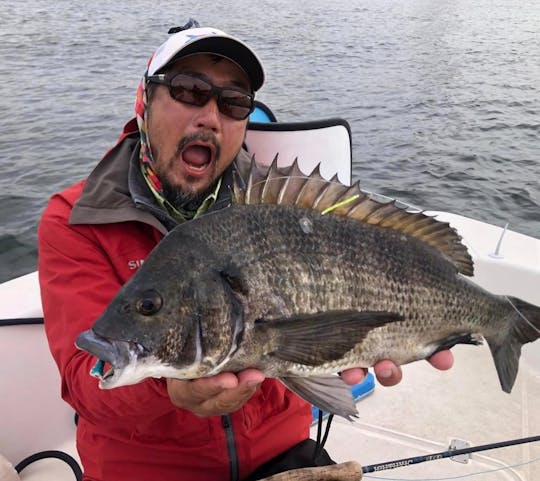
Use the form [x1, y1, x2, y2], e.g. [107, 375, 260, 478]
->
[222, 415, 239, 481]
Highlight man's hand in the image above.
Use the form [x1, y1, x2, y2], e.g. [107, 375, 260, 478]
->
[167, 369, 265, 417]
[340, 350, 454, 386]
[167, 350, 454, 416]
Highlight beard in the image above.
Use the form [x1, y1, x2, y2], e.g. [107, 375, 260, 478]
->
[153, 132, 222, 212]
[160, 176, 217, 212]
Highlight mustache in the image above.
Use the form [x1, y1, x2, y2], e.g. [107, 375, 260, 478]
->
[176, 132, 221, 160]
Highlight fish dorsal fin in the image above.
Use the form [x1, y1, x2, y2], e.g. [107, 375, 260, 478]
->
[232, 159, 474, 276]
[260, 155, 285, 204]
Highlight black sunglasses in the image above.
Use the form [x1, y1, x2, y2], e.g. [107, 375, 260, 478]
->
[146, 73, 255, 120]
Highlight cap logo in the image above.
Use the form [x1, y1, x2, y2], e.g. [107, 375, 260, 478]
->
[185, 31, 220, 41]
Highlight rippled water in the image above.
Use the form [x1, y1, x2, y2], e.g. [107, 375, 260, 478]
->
[1, 0, 539, 283]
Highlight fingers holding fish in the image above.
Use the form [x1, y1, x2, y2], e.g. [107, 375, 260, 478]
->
[340, 349, 453, 388]
[339, 368, 369, 386]
[342, 362, 403, 387]
[370, 350, 453, 387]
[372, 360, 403, 387]
[166, 369, 265, 417]
[426, 349, 454, 371]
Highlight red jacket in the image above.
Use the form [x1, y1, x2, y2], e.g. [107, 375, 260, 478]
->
[38, 120, 312, 481]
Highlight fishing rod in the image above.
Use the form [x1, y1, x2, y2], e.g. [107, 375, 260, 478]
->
[0, 317, 44, 326]
[362, 434, 540, 473]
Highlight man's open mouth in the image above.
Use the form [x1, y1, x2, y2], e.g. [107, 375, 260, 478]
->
[181, 143, 215, 174]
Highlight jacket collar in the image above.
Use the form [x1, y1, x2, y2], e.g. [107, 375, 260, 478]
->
[70, 118, 250, 234]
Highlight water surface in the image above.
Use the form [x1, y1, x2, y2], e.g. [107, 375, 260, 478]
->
[1, 0, 539, 283]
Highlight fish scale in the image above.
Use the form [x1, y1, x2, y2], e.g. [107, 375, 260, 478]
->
[204, 205, 494, 363]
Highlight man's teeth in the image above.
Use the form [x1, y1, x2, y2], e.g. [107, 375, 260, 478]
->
[187, 163, 208, 172]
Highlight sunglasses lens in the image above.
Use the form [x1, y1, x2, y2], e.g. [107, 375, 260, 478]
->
[166, 74, 253, 120]
[219, 90, 253, 120]
[169, 75, 212, 106]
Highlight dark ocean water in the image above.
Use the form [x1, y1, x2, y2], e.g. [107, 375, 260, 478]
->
[1, 0, 539, 284]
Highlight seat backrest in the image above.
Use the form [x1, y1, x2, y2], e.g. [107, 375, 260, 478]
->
[246, 102, 352, 185]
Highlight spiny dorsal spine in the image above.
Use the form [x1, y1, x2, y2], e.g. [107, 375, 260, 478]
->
[232, 157, 473, 276]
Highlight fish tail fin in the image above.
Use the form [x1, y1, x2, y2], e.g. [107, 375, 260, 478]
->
[486, 296, 540, 393]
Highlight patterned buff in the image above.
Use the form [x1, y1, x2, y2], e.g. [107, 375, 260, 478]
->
[134, 59, 221, 222]
[135, 70, 162, 192]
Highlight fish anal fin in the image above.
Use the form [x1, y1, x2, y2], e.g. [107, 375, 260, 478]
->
[256, 310, 401, 366]
[280, 376, 358, 420]
[430, 333, 483, 356]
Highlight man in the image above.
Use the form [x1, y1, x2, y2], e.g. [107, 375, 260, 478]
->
[38, 24, 453, 481]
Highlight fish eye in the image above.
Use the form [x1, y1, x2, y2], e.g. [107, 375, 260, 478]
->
[136, 290, 163, 316]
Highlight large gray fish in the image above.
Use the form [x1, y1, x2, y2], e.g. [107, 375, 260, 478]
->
[76, 159, 540, 419]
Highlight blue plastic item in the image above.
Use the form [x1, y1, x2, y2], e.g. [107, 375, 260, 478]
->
[249, 100, 277, 123]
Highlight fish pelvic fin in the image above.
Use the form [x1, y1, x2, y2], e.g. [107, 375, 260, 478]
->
[280, 376, 358, 421]
[255, 310, 401, 366]
[487, 296, 540, 393]
[232, 157, 474, 276]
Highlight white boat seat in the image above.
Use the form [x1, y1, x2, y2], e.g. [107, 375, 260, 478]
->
[246, 101, 352, 185]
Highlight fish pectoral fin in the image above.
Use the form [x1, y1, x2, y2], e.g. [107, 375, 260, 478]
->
[280, 376, 358, 421]
[256, 310, 401, 365]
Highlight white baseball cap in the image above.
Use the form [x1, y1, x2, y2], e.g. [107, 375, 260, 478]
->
[147, 27, 265, 91]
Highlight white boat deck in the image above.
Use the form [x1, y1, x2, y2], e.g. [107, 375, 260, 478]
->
[312, 343, 540, 480]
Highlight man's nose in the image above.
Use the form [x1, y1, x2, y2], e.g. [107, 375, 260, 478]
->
[194, 96, 220, 131]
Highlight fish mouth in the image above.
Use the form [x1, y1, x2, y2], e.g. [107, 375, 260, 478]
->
[75, 329, 147, 388]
